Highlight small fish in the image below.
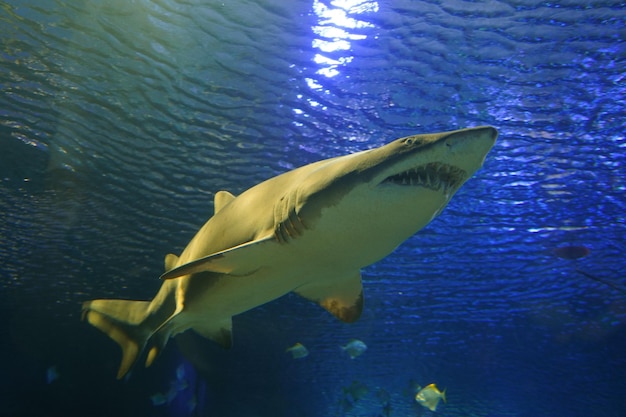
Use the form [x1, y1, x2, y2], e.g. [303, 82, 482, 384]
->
[341, 339, 367, 359]
[165, 386, 178, 403]
[187, 395, 197, 412]
[286, 342, 309, 359]
[150, 393, 168, 406]
[376, 387, 391, 403]
[381, 400, 392, 417]
[338, 397, 354, 413]
[403, 378, 421, 397]
[175, 363, 186, 380]
[171, 378, 188, 392]
[343, 380, 369, 401]
[46, 366, 59, 384]
[415, 383, 446, 412]
[553, 245, 590, 260]
[150, 364, 191, 407]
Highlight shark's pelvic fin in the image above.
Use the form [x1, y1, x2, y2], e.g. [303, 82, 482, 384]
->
[295, 272, 363, 323]
[191, 318, 233, 349]
[214, 190, 236, 214]
[81, 299, 152, 379]
[143, 313, 181, 369]
[160, 235, 276, 280]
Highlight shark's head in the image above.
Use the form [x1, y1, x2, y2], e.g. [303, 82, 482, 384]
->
[296, 126, 497, 263]
[370, 125, 497, 195]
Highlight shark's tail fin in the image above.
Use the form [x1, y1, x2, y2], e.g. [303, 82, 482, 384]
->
[82, 299, 153, 379]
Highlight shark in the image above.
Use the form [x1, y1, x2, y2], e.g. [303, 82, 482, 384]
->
[82, 126, 497, 379]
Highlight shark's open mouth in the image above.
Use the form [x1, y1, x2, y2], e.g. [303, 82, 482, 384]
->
[382, 162, 466, 192]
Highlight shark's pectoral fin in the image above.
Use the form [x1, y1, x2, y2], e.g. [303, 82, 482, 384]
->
[160, 235, 276, 280]
[295, 272, 363, 323]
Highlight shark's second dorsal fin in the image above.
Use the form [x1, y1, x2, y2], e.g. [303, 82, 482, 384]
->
[164, 254, 179, 272]
[214, 190, 236, 214]
[295, 272, 363, 323]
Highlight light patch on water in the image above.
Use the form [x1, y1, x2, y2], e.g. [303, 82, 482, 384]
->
[310, 0, 379, 80]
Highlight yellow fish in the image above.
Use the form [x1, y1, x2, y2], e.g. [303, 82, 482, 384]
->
[415, 383, 446, 411]
[285, 342, 309, 359]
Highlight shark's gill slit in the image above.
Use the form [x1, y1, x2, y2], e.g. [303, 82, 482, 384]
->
[382, 163, 466, 192]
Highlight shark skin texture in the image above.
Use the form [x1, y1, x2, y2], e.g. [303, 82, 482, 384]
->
[82, 126, 497, 379]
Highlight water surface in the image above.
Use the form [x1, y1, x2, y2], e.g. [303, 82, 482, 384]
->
[1, 0, 625, 416]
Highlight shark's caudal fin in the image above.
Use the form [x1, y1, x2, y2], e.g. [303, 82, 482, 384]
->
[82, 299, 153, 379]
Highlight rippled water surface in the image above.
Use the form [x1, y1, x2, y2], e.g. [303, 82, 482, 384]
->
[1, 0, 625, 416]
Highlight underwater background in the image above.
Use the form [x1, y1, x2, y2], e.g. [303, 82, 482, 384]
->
[1, 0, 625, 416]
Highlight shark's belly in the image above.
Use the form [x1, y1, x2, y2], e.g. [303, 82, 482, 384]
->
[296, 187, 451, 268]
[180, 261, 339, 319]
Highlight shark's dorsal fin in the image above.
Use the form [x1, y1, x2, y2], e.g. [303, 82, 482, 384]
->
[160, 235, 276, 280]
[164, 253, 179, 272]
[214, 190, 236, 214]
[295, 272, 363, 323]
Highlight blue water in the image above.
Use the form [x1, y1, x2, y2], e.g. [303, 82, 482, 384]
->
[1, 0, 625, 416]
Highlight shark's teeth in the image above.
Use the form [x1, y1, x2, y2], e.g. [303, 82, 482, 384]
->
[382, 162, 466, 192]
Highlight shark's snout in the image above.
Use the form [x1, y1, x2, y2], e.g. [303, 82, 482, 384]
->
[376, 126, 497, 193]
[444, 126, 498, 151]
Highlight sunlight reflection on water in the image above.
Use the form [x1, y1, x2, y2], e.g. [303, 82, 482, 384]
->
[309, 0, 379, 80]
